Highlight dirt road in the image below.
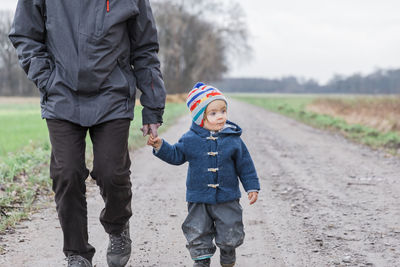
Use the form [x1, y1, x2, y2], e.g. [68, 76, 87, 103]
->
[1, 99, 400, 267]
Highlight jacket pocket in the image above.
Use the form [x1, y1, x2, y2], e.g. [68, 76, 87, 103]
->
[28, 57, 54, 90]
[40, 66, 56, 105]
[94, 0, 137, 38]
[94, 2, 106, 37]
[44, 65, 56, 93]
[117, 58, 136, 98]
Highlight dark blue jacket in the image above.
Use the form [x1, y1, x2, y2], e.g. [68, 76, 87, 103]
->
[154, 120, 260, 204]
[9, 0, 166, 127]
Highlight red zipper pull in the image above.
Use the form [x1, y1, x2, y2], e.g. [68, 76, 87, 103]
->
[107, 0, 110, 12]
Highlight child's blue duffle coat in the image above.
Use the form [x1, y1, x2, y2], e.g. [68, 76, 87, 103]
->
[154, 120, 260, 204]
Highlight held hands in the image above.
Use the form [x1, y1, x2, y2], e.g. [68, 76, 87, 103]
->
[143, 123, 162, 150]
[147, 134, 162, 150]
[141, 123, 161, 137]
[248, 191, 258, 205]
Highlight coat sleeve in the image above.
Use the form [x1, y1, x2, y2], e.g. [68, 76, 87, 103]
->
[234, 138, 261, 192]
[153, 138, 187, 166]
[128, 0, 166, 125]
[8, 0, 54, 91]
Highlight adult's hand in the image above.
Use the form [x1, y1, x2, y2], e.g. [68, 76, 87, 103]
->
[141, 123, 161, 137]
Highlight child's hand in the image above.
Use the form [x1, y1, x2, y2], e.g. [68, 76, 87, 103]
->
[248, 192, 258, 205]
[147, 134, 162, 150]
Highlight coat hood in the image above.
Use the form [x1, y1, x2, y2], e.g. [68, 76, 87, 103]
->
[190, 120, 242, 137]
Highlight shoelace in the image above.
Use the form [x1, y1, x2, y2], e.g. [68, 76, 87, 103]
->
[110, 230, 130, 253]
[66, 255, 89, 266]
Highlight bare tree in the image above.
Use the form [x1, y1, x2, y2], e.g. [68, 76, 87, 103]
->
[153, 0, 250, 93]
[0, 10, 35, 96]
[1, 1, 251, 96]
[0, 10, 14, 95]
[179, 0, 251, 63]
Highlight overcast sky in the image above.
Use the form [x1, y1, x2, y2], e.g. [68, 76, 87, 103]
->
[2, 0, 400, 84]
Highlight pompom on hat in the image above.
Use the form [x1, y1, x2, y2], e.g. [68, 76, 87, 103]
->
[186, 82, 227, 126]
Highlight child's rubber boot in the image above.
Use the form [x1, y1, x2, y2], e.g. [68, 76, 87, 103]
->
[193, 258, 211, 267]
[220, 249, 235, 267]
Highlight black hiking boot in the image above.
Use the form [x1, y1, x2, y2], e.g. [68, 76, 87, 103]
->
[193, 258, 211, 267]
[67, 255, 92, 267]
[106, 224, 132, 267]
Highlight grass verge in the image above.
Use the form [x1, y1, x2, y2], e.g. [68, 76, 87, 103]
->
[0, 142, 51, 233]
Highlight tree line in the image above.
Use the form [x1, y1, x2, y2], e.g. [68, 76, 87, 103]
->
[1, 2, 399, 96]
[0, 0, 248, 96]
[214, 69, 400, 94]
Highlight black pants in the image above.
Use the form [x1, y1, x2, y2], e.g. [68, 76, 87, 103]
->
[46, 119, 133, 262]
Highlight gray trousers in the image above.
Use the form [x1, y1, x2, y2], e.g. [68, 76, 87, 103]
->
[182, 200, 244, 263]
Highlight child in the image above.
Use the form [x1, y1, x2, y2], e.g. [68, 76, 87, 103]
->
[147, 82, 260, 267]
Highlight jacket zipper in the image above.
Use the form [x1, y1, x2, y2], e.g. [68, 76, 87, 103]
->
[106, 0, 110, 12]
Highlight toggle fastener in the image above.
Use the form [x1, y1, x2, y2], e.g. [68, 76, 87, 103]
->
[206, 136, 218, 140]
[207, 152, 218, 156]
[207, 168, 219, 172]
[208, 184, 220, 188]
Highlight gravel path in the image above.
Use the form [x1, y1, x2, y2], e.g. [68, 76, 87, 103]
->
[1, 99, 400, 267]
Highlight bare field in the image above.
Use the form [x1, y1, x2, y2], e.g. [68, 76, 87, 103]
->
[166, 93, 186, 103]
[307, 96, 400, 133]
[0, 97, 39, 104]
[0, 96, 186, 105]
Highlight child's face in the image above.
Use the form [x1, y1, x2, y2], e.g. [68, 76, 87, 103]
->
[203, 100, 227, 131]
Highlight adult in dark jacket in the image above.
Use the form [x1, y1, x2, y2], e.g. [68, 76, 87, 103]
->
[9, 0, 166, 266]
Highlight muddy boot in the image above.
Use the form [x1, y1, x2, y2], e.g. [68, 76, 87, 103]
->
[221, 263, 235, 267]
[67, 255, 92, 267]
[106, 224, 132, 267]
[193, 258, 211, 267]
[220, 249, 235, 267]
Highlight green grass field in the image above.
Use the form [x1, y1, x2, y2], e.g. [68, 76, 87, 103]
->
[0, 103, 48, 157]
[0, 98, 187, 233]
[0, 101, 189, 158]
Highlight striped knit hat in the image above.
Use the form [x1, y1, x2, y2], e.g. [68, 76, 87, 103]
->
[186, 82, 227, 126]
